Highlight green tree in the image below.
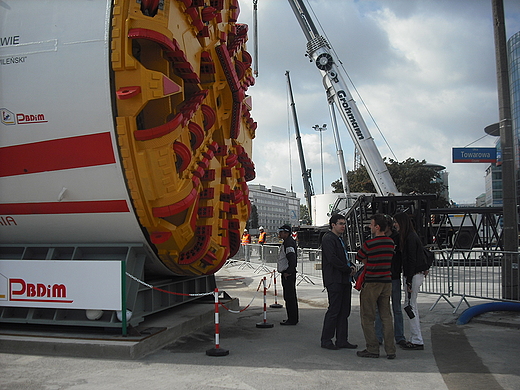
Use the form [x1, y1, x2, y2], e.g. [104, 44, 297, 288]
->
[332, 158, 448, 207]
[332, 167, 374, 193]
[300, 204, 311, 225]
[248, 204, 259, 229]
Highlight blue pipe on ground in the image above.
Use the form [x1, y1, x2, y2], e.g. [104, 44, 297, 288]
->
[457, 302, 520, 325]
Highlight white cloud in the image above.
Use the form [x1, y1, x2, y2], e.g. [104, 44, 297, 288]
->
[239, 0, 520, 205]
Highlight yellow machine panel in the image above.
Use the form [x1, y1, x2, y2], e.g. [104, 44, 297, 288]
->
[112, 0, 256, 275]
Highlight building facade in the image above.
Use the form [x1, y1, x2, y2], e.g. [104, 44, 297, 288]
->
[476, 192, 486, 207]
[485, 164, 503, 206]
[485, 30, 520, 206]
[509, 31, 520, 202]
[248, 184, 300, 234]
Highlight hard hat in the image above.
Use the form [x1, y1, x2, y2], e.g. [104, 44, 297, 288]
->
[259, 226, 264, 230]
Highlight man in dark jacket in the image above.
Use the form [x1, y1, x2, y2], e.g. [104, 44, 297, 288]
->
[320, 214, 357, 350]
[277, 224, 299, 325]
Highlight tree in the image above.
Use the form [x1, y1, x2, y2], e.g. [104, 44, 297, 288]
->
[300, 204, 311, 225]
[332, 167, 374, 193]
[331, 158, 449, 208]
[248, 204, 259, 229]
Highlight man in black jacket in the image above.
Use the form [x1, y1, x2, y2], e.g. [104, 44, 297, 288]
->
[320, 214, 358, 350]
[277, 224, 299, 325]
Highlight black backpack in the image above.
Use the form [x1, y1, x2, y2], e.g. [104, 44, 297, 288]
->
[423, 247, 435, 269]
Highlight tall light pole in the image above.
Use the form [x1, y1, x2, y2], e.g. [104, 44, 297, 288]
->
[313, 124, 327, 194]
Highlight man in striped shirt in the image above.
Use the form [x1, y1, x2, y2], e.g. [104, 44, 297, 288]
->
[355, 214, 396, 359]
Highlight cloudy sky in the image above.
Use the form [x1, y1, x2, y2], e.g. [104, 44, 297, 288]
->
[237, 0, 520, 205]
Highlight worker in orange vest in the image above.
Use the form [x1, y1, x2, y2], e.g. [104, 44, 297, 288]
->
[258, 226, 267, 262]
[241, 229, 251, 261]
[258, 226, 267, 245]
[241, 229, 251, 244]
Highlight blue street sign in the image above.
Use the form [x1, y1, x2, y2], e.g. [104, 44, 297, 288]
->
[452, 147, 497, 163]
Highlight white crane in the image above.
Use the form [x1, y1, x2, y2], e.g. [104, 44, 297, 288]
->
[287, 0, 399, 197]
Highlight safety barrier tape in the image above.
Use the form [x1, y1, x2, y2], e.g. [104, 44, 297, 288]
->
[218, 278, 264, 313]
[126, 269, 279, 314]
[125, 272, 214, 297]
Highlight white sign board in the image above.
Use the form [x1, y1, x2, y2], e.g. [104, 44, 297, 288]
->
[0, 260, 122, 310]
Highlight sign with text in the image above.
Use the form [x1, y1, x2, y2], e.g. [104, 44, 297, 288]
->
[452, 147, 496, 163]
[0, 260, 122, 310]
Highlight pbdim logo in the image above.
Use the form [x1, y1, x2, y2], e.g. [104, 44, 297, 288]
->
[1, 108, 47, 125]
[8, 277, 73, 304]
[1, 108, 15, 125]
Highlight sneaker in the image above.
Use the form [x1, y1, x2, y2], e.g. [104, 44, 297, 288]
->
[336, 341, 358, 349]
[280, 320, 298, 326]
[356, 349, 379, 358]
[387, 354, 396, 359]
[401, 342, 424, 350]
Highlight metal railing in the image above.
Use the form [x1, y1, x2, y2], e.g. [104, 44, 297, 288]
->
[423, 249, 519, 312]
[229, 244, 520, 311]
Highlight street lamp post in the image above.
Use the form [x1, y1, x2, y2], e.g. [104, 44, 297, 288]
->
[313, 124, 327, 194]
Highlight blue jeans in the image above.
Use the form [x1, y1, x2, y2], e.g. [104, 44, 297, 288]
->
[375, 279, 405, 343]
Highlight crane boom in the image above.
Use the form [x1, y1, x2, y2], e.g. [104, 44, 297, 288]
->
[286, 71, 315, 221]
[287, 0, 399, 196]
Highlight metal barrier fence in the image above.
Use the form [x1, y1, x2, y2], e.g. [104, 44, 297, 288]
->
[229, 244, 520, 310]
[228, 244, 360, 285]
[423, 249, 520, 311]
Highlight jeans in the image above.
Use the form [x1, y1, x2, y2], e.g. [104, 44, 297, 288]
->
[404, 273, 425, 345]
[375, 279, 405, 343]
[360, 283, 395, 355]
[243, 244, 250, 262]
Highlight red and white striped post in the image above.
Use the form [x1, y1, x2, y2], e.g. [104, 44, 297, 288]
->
[206, 287, 229, 356]
[256, 277, 274, 328]
[270, 271, 283, 308]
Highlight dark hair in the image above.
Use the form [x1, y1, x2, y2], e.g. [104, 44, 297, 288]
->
[329, 214, 345, 229]
[370, 214, 387, 232]
[384, 214, 394, 231]
[394, 212, 415, 248]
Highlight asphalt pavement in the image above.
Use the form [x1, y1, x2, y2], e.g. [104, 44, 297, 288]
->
[0, 261, 519, 390]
